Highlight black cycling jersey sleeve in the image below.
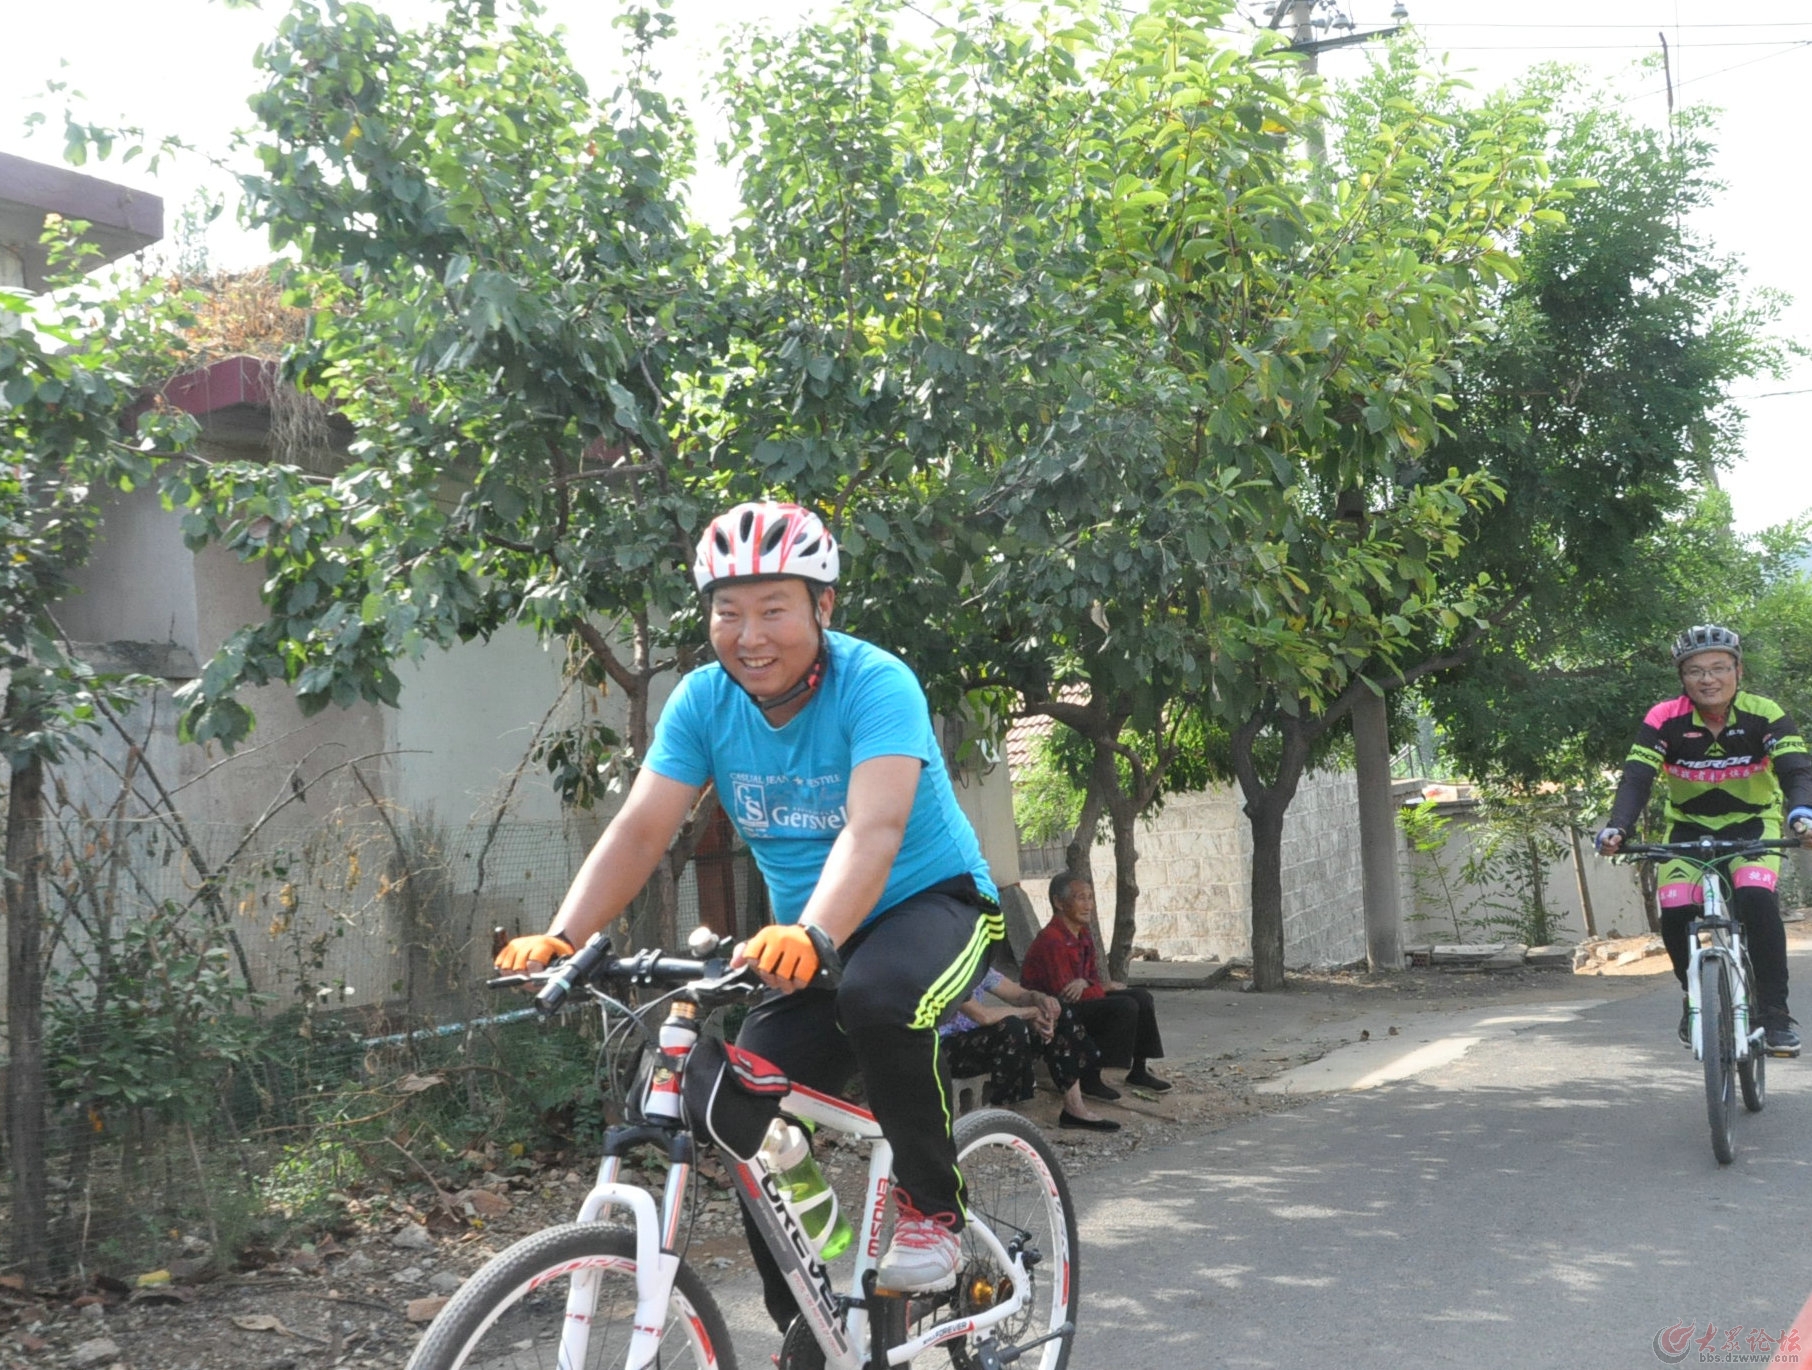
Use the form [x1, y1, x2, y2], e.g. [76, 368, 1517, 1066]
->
[1774, 744, 1812, 813]
[1606, 755, 1657, 834]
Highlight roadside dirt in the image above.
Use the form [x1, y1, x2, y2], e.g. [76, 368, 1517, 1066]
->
[0, 944, 1722, 1370]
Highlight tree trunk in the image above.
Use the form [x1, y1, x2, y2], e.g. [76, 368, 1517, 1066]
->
[1245, 791, 1289, 991]
[5, 751, 51, 1279]
[1100, 773, 1141, 983]
[1352, 689, 1403, 973]
[1064, 765, 1109, 952]
[1064, 781, 1104, 889]
[1523, 834, 1551, 947]
[1229, 706, 1315, 992]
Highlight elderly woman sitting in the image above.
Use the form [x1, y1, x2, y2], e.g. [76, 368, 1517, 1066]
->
[939, 968, 1120, 1132]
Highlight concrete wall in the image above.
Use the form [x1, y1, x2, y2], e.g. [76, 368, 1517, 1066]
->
[52, 486, 199, 656]
[949, 757, 1023, 890]
[389, 629, 580, 827]
[1015, 767, 1368, 970]
[1399, 798, 1652, 945]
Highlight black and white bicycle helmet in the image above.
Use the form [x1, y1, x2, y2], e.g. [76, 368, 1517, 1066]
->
[692, 501, 840, 594]
[1671, 623, 1742, 666]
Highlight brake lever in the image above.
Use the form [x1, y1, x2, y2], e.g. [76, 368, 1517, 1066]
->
[691, 960, 766, 1002]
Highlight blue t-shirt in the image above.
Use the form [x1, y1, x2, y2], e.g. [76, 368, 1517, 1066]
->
[643, 632, 995, 926]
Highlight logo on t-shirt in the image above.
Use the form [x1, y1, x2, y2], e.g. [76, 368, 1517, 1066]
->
[729, 772, 849, 837]
[732, 781, 768, 828]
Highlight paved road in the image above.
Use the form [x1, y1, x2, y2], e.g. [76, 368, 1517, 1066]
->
[1070, 960, 1812, 1370]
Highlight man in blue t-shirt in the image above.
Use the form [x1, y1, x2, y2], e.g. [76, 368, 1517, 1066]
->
[497, 500, 1002, 1322]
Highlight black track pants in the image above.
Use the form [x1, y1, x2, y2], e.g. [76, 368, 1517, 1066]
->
[735, 886, 1002, 1329]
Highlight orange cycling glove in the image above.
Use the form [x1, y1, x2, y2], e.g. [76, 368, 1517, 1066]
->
[494, 932, 575, 973]
[741, 924, 821, 985]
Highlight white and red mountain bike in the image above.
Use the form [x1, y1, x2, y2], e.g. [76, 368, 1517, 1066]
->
[405, 929, 1079, 1370]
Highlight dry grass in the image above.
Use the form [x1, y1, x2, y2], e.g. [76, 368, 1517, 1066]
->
[174, 267, 311, 363]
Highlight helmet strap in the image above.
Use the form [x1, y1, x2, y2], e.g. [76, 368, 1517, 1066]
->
[753, 635, 828, 715]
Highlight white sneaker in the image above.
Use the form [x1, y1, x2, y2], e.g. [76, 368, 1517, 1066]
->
[875, 1197, 960, 1293]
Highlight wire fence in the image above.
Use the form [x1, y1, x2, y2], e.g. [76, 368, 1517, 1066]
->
[0, 802, 762, 1283]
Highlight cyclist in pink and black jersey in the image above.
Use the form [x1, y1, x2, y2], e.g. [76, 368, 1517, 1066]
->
[1597, 624, 1812, 1055]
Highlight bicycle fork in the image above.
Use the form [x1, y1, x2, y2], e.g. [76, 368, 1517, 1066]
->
[1687, 922, 1756, 1064]
[561, 1149, 693, 1370]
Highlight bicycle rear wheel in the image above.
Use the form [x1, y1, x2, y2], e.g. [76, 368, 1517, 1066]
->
[1700, 957, 1736, 1165]
[942, 1108, 1079, 1370]
[404, 1224, 735, 1370]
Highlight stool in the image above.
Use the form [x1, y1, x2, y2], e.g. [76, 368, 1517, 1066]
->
[952, 1073, 989, 1115]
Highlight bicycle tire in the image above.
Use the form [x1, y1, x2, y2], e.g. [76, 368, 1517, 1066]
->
[1700, 957, 1736, 1165]
[1736, 945, 1767, 1113]
[404, 1224, 735, 1370]
[1739, 1037, 1766, 1113]
[897, 1108, 1079, 1370]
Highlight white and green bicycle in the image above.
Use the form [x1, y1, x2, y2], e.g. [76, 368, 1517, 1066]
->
[1617, 836, 1802, 1165]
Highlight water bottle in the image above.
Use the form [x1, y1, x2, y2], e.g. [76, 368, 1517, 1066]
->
[760, 1118, 852, 1261]
[643, 1005, 697, 1122]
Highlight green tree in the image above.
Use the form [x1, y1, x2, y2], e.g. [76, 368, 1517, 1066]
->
[1077, 37, 1554, 989]
[167, 0, 741, 937]
[1423, 76, 1793, 792]
[716, 2, 1557, 985]
[1, 236, 197, 1277]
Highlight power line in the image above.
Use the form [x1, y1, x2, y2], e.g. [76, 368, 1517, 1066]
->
[1618, 39, 1812, 102]
[1428, 39, 1812, 50]
[1420, 21, 1812, 29]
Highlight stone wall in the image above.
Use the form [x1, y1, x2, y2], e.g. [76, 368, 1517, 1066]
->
[1016, 766, 1367, 969]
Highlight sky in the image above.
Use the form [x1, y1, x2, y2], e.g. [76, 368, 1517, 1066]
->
[5, 0, 1809, 536]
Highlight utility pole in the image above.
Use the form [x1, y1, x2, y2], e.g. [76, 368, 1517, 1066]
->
[1269, 0, 1408, 975]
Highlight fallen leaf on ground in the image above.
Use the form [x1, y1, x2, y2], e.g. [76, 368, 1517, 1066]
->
[406, 1296, 450, 1323]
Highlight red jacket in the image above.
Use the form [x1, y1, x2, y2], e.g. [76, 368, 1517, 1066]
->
[1019, 918, 1106, 1001]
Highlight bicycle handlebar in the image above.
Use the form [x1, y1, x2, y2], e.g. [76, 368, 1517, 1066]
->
[1617, 835, 1804, 863]
[488, 931, 838, 1013]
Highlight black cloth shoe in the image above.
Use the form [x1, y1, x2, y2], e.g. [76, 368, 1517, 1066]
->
[1125, 1067, 1171, 1092]
[1078, 1076, 1120, 1101]
[1678, 995, 1691, 1048]
[1763, 1008, 1801, 1057]
[1059, 1111, 1121, 1132]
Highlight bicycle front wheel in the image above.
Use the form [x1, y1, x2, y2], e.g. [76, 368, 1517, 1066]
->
[404, 1224, 735, 1370]
[1700, 958, 1736, 1165]
[946, 1108, 1080, 1370]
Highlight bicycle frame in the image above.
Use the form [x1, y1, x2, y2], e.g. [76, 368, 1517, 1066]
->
[560, 1006, 1047, 1370]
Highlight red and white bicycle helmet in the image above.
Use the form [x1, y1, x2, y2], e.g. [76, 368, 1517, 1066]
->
[1672, 623, 1742, 666]
[692, 501, 840, 594]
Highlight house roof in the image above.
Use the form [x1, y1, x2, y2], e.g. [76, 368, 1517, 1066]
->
[1004, 712, 1056, 776]
[1003, 684, 1091, 775]
[0, 151, 162, 290]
